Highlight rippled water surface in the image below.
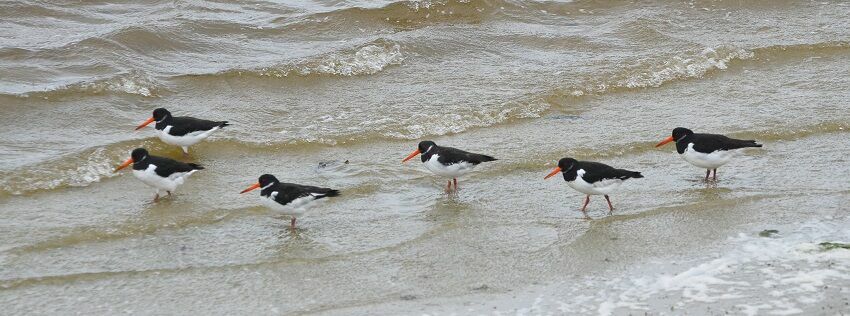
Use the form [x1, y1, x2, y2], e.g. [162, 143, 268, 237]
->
[1, 0, 849, 314]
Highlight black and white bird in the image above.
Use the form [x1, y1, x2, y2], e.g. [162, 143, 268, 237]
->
[240, 174, 340, 229]
[544, 157, 643, 219]
[656, 127, 762, 181]
[135, 108, 229, 156]
[114, 148, 203, 202]
[402, 140, 496, 193]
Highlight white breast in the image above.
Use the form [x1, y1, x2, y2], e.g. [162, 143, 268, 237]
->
[157, 125, 221, 147]
[258, 192, 317, 217]
[566, 169, 623, 195]
[681, 143, 737, 169]
[423, 154, 476, 178]
[131, 164, 197, 192]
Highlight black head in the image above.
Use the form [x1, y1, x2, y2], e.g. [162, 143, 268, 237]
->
[152, 108, 171, 121]
[130, 148, 149, 162]
[545, 157, 578, 179]
[418, 140, 437, 153]
[557, 157, 578, 171]
[671, 127, 693, 141]
[258, 174, 280, 188]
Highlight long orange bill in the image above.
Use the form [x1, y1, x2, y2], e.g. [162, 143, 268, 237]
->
[401, 149, 421, 163]
[655, 136, 674, 147]
[135, 117, 155, 130]
[544, 167, 562, 180]
[114, 158, 133, 172]
[240, 183, 261, 194]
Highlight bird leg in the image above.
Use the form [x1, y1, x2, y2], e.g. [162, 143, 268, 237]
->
[580, 195, 591, 220]
[446, 180, 452, 193]
[290, 217, 297, 230]
[712, 169, 718, 181]
[604, 195, 614, 215]
[705, 169, 711, 182]
[153, 194, 160, 203]
[181, 147, 190, 158]
[453, 178, 458, 192]
[167, 191, 172, 197]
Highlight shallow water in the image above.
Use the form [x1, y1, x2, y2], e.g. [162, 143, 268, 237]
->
[1, 0, 849, 314]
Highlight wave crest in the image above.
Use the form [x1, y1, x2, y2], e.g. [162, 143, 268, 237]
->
[264, 40, 403, 77]
[6, 72, 161, 99]
[197, 39, 403, 79]
[570, 45, 754, 96]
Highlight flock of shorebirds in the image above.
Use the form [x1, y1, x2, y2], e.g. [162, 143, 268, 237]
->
[117, 108, 763, 228]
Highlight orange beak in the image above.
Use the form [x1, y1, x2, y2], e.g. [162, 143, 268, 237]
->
[135, 117, 155, 130]
[544, 167, 562, 180]
[240, 183, 261, 194]
[655, 136, 675, 147]
[114, 158, 133, 172]
[401, 149, 421, 163]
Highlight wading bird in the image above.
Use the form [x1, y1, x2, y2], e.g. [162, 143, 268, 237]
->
[544, 157, 643, 219]
[135, 107, 229, 156]
[240, 174, 340, 230]
[656, 127, 762, 181]
[114, 148, 203, 202]
[402, 140, 496, 193]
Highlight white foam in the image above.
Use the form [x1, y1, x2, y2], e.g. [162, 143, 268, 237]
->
[442, 219, 850, 315]
[259, 40, 404, 78]
[14, 72, 159, 98]
[0, 147, 122, 194]
[572, 45, 755, 96]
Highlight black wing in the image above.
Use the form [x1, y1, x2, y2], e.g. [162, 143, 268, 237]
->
[272, 183, 340, 205]
[147, 156, 204, 177]
[691, 133, 762, 153]
[167, 116, 229, 137]
[578, 161, 643, 184]
[435, 146, 497, 165]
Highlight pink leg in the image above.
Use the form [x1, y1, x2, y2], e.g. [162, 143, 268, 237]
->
[713, 169, 718, 181]
[290, 217, 296, 230]
[604, 195, 615, 215]
[580, 195, 591, 220]
[453, 178, 458, 192]
[153, 194, 160, 203]
[446, 180, 452, 193]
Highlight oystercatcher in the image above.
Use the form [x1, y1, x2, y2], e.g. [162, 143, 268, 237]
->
[114, 148, 204, 202]
[135, 108, 229, 156]
[240, 174, 340, 229]
[544, 157, 643, 219]
[402, 140, 496, 193]
[655, 127, 762, 181]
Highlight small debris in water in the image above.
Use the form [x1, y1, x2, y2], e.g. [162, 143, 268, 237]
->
[317, 160, 349, 169]
[472, 284, 489, 291]
[400, 294, 417, 301]
[758, 229, 779, 237]
[819, 242, 850, 251]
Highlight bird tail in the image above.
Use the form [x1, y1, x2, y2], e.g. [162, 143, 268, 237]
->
[618, 170, 643, 179]
[188, 163, 204, 170]
[218, 121, 230, 128]
[478, 154, 497, 162]
[315, 189, 340, 199]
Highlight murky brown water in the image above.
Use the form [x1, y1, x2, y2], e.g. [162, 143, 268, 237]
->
[2, 1, 849, 314]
